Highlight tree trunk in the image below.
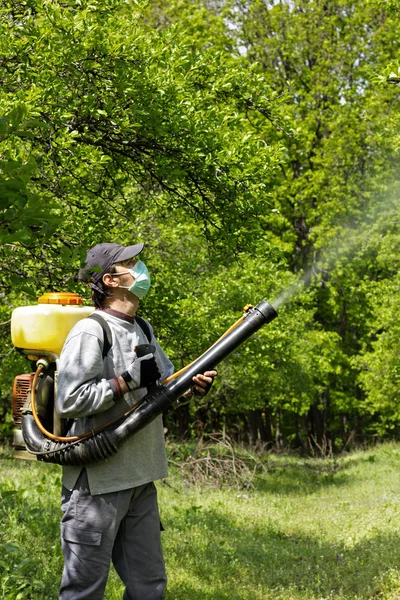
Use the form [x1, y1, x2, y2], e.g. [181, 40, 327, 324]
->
[263, 407, 273, 444]
[248, 409, 258, 445]
[195, 404, 208, 439]
[275, 407, 283, 448]
[176, 403, 190, 440]
[248, 409, 270, 445]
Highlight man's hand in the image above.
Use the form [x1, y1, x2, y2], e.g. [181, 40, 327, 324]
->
[191, 370, 217, 397]
[120, 346, 161, 392]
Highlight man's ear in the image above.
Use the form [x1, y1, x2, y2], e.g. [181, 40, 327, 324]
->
[102, 273, 119, 289]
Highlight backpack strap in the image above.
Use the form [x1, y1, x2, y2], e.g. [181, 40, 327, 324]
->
[88, 313, 112, 359]
[87, 313, 152, 359]
[135, 315, 152, 344]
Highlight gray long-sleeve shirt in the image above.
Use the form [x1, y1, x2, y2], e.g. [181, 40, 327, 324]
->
[56, 308, 174, 495]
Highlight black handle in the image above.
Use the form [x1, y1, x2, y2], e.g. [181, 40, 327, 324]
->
[135, 343, 156, 358]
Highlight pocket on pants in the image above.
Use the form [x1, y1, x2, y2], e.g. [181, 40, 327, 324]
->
[61, 523, 102, 546]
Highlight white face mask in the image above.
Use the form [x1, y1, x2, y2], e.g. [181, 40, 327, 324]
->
[115, 260, 151, 299]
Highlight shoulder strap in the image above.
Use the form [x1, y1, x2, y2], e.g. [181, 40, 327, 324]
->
[135, 316, 152, 343]
[87, 313, 151, 359]
[87, 313, 112, 359]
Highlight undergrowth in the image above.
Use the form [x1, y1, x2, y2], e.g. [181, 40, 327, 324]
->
[1, 440, 400, 599]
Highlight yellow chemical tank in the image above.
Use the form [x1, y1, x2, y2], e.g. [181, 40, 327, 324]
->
[11, 292, 94, 357]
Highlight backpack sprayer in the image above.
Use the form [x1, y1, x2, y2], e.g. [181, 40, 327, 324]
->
[11, 292, 94, 459]
[11, 293, 278, 466]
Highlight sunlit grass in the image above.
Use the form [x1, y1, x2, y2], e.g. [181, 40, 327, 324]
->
[1, 443, 400, 598]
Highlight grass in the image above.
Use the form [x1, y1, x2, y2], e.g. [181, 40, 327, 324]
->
[1, 441, 400, 599]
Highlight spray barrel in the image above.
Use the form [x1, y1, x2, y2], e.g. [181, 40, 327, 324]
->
[11, 293, 94, 356]
[22, 301, 278, 465]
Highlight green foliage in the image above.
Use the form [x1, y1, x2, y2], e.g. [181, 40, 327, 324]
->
[0, 103, 60, 250]
[355, 274, 400, 432]
[0, 0, 285, 274]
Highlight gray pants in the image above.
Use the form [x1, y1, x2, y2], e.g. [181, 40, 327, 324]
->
[59, 469, 166, 600]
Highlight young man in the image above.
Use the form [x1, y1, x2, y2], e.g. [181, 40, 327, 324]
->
[56, 242, 216, 600]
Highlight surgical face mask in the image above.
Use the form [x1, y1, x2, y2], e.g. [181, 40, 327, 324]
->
[114, 260, 151, 299]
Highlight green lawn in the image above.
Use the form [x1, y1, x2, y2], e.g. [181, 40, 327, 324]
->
[1, 442, 400, 599]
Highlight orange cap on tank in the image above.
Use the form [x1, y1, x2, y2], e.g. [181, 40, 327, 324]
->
[37, 292, 84, 306]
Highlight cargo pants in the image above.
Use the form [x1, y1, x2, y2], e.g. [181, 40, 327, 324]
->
[59, 469, 166, 600]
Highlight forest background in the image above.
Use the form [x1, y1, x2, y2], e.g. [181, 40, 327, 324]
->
[2, 0, 400, 454]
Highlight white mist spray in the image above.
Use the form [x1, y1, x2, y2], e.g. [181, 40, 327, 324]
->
[269, 204, 391, 311]
[271, 265, 316, 310]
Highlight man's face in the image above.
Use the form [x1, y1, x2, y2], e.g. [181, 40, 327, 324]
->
[107, 259, 139, 289]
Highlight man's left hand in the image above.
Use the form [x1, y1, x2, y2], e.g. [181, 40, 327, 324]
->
[191, 370, 217, 397]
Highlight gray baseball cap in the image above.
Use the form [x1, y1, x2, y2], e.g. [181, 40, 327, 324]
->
[79, 242, 144, 285]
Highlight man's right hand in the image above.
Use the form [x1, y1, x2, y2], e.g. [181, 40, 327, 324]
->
[121, 347, 161, 391]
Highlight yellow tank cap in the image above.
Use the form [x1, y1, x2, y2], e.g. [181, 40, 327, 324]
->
[38, 292, 84, 306]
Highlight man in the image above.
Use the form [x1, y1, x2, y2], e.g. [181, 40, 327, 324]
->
[56, 242, 216, 600]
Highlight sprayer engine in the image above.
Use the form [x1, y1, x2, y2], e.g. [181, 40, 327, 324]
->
[12, 373, 35, 458]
